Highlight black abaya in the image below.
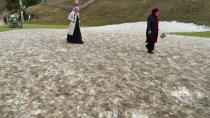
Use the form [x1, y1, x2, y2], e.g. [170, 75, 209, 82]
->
[67, 16, 83, 44]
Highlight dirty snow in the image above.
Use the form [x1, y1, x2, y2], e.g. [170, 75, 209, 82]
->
[0, 22, 210, 118]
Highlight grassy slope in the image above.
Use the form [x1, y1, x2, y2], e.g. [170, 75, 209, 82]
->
[0, 0, 6, 12]
[80, 0, 210, 26]
[3, 0, 210, 26]
[0, 0, 6, 6]
[45, 0, 88, 5]
[25, 0, 210, 26]
[26, 0, 89, 25]
[0, 0, 5, 6]
[26, 5, 69, 25]
[171, 31, 210, 38]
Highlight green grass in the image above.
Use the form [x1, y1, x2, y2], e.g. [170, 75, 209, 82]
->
[80, 0, 210, 26]
[24, 0, 210, 26]
[171, 31, 210, 38]
[0, 24, 68, 32]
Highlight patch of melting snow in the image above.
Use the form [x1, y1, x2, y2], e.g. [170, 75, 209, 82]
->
[171, 87, 206, 104]
[113, 98, 119, 104]
[32, 109, 41, 115]
[56, 48, 68, 52]
[171, 87, 193, 103]
[90, 89, 96, 95]
[131, 111, 149, 118]
[101, 110, 148, 118]
[98, 113, 103, 118]
[83, 21, 210, 34]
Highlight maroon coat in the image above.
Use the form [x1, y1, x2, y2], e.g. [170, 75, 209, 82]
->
[146, 9, 159, 43]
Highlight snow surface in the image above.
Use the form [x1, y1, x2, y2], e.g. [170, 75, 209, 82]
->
[84, 21, 210, 34]
[0, 20, 4, 26]
[0, 21, 210, 117]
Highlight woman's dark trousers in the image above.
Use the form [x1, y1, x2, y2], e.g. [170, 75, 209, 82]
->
[146, 40, 155, 52]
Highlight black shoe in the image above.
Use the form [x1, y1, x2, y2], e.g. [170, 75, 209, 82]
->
[148, 51, 153, 54]
[145, 45, 149, 49]
[77, 41, 84, 44]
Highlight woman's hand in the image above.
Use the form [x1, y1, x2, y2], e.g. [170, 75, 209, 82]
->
[148, 31, 152, 34]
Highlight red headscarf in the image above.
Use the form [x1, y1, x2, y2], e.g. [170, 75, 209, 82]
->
[152, 8, 160, 16]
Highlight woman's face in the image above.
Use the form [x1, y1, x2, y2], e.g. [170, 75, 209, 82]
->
[155, 11, 160, 16]
[76, 9, 79, 12]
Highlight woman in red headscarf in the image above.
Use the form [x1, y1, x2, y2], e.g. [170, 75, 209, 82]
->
[146, 8, 160, 54]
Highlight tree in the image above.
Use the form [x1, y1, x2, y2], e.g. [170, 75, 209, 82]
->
[6, 0, 39, 10]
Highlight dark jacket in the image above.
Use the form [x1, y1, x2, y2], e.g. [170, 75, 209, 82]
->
[146, 14, 158, 43]
[4, 16, 7, 22]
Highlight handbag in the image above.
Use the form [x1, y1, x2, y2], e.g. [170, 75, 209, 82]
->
[160, 33, 166, 39]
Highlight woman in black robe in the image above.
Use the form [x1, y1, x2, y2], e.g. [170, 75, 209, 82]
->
[67, 7, 84, 44]
[146, 8, 160, 54]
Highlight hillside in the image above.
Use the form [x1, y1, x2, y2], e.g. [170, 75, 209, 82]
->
[26, 0, 90, 25]
[26, 5, 69, 25]
[80, 0, 210, 26]
[26, 0, 210, 26]
[0, 0, 7, 14]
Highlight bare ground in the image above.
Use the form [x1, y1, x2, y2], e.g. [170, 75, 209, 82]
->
[0, 29, 210, 118]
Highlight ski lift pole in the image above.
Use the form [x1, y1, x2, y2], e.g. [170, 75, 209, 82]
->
[19, 0, 24, 27]
[19, 6, 22, 28]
